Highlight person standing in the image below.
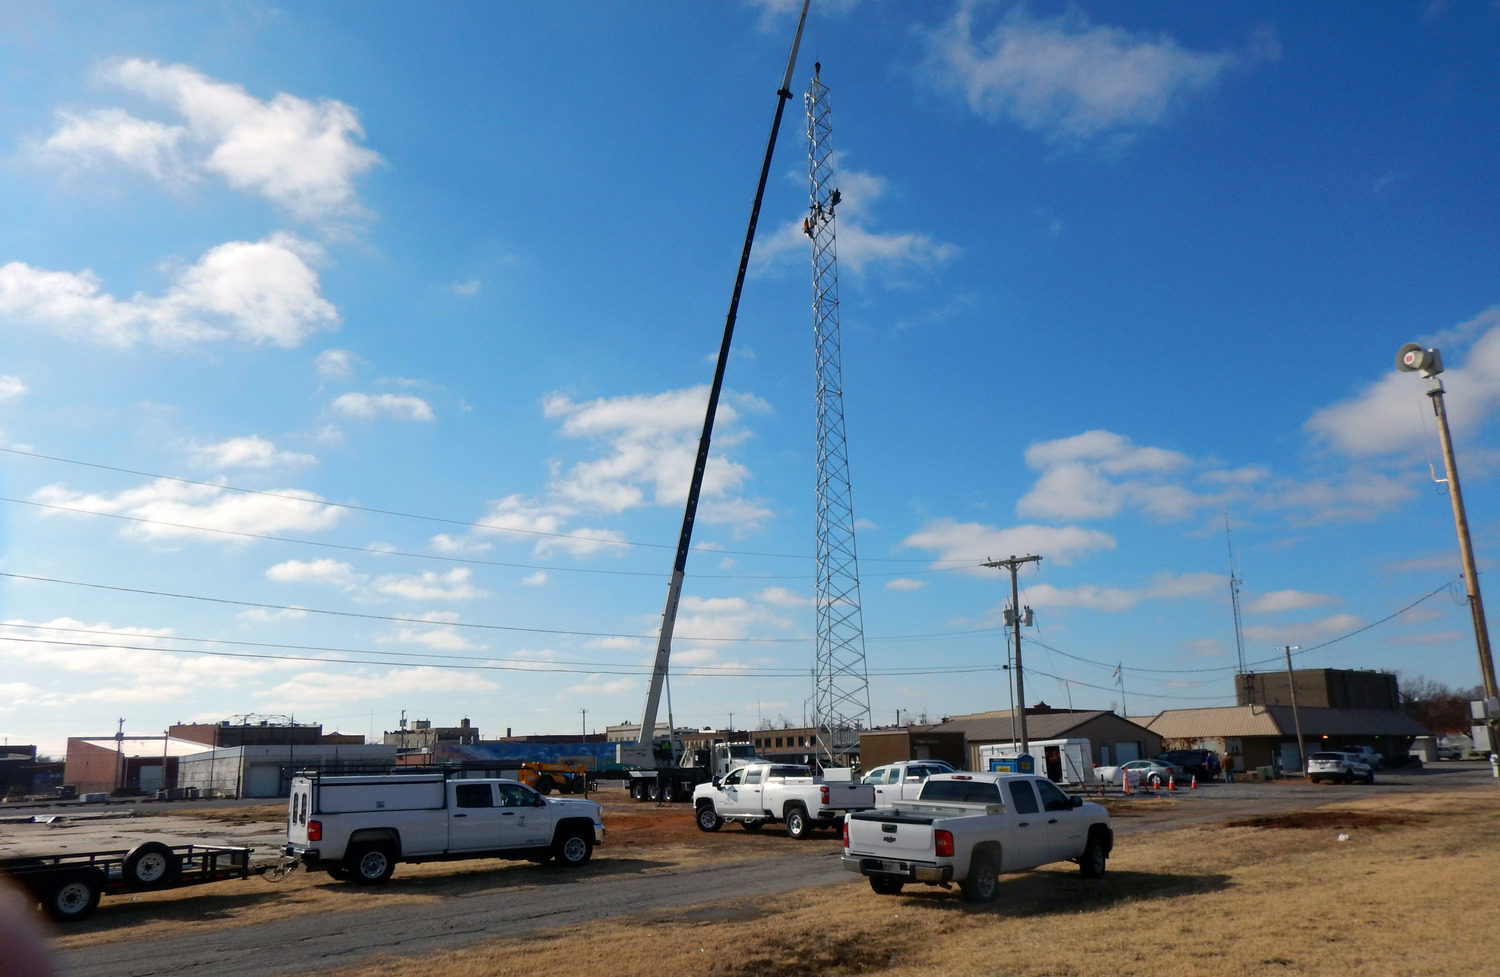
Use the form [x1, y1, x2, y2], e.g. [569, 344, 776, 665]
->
[1222, 753, 1234, 783]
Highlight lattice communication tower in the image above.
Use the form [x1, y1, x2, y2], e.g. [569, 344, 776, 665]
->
[805, 64, 872, 763]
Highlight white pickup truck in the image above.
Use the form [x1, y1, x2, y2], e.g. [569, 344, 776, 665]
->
[861, 759, 956, 806]
[693, 762, 877, 839]
[284, 773, 605, 884]
[842, 771, 1112, 902]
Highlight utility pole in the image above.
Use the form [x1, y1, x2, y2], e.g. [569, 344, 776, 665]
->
[984, 555, 1041, 754]
[1397, 344, 1500, 755]
[1282, 646, 1305, 778]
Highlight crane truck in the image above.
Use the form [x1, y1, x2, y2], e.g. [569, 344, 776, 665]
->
[615, 1, 810, 801]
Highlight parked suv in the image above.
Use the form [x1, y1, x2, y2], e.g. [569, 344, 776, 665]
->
[1307, 751, 1374, 785]
[1337, 745, 1383, 769]
[1155, 749, 1221, 779]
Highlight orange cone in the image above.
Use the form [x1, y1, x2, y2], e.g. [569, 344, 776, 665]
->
[1190, 775, 1197, 789]
[1122, 772, 1131, 795]
[1168, 774, 1177, 791]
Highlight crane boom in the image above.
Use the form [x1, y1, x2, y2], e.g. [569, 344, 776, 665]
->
[621, 0, 811, 768]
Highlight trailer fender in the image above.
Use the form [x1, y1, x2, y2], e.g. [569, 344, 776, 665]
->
[123, 841, 182, 890]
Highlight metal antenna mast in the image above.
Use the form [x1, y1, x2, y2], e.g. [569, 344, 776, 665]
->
[806, 63, 871, 765]
[1225, 511, 1247, 677]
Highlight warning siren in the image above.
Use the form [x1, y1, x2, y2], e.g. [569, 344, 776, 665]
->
[1396, 342, 1444, 378]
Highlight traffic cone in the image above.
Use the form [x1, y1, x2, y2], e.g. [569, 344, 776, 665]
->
[1168, 774, 1177, 791]
[1191, 775, 1198, 789]
[1122, 773, 1131, 795]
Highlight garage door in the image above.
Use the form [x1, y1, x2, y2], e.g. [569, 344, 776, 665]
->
[245, 765, 282, 798]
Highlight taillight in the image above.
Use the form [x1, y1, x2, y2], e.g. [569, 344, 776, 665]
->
[935, 829, 954, 857]
[821, 785, 830, 804]
[307, 820, 322, 841]
[842, 821, 849, 849]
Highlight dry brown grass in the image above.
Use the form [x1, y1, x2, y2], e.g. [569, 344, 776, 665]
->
[316, 788, 1500, 977]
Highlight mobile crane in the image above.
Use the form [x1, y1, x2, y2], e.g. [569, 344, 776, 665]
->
[616, 1, 810, 800]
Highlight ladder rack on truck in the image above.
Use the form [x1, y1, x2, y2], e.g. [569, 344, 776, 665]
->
[0, 842, 255, 922]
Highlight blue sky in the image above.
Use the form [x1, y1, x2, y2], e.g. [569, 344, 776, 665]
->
[1, 1, 1497, 756]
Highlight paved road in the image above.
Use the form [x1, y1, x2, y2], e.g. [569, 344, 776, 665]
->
[57, 763, 1498, 977]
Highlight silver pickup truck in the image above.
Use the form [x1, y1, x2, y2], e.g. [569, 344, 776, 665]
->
[842, 771, 1111, 902]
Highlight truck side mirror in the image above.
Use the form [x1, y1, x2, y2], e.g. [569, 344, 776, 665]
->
[1070, 796, 1083, 808]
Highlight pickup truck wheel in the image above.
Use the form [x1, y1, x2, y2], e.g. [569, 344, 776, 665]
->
[784, 805, 810, 840]
[869, 876, 904, 896]
[123, 841, 182, 890]
[741, 818, 765, 832]
[695, 803, 723, 832]
[347, 844, 396, 885]
[554, 830, 593, 867]
[1079, 837, 1108, 879]
[46, 871, 103, 922]
[960, 853, 1000, 904]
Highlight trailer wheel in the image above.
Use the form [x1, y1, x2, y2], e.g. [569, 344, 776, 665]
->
[695, 803, 723, 832]
[553, 829, 593, 867]
[347, 844, 396, 885]
[784, 805, 811, 840]
[741, 818, 765, 832]
[46, 871, 102, 922]
[123, 841, 182, 890]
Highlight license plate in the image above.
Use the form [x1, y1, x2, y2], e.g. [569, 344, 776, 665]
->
[867, 859, 903, 873]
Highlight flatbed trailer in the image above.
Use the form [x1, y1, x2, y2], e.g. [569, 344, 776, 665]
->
[1, 841, 257, 921]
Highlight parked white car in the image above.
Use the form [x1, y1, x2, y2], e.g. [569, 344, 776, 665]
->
[1094, 759, 1183, 788]
[1306, 752, 1374, 785]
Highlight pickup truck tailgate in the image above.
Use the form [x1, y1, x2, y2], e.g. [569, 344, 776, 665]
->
[847, 812, 935, 860]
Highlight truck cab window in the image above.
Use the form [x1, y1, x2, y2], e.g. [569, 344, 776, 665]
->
[1006, 780, 1040, 815]
[862, 769, 886, 785]
[745, 769, 764, 785]
[498, 785, 527, 807]
[455, 784, 494, 808]
[1035, 779, 1072, 812]
[722, 769, 744, 787]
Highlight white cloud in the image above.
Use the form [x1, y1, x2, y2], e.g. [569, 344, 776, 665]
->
[266, 558, 359, 589]
[923, 3, 1272, 145]
[0, 233, 338, 348]
[372, 568, 484, 601]
[564, 676, 638, 697]
[1306, 307, 1500, 457]
[1243, 613, 1364, 645]
[329, 392, 435, 422]
[260, 665, 496, 709]
[520, 571, 548, 587]
[885, 578, 928, 592]
[449, 279, 482, 297]
[0, 376, 28, 400]
[316, 348, 356, 380]
[900, 517, 1115, 569]
[543, 387, 770, 529]
[1017, 430, 1205, 522]
[33, 478, 341, 541]
[38, 59, 382, 223]
[0, 617, 271, 692]
[1245, 589, 1339, 614]
[1025, 572, 1221, 612]
[192, 435, 316, 470]
[380, 624, 483, 652]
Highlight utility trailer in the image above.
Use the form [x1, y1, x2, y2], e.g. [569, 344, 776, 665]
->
[0, 841, 255, 922]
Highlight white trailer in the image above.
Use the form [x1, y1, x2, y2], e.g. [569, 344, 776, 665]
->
[978, 739, 1097, 787]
